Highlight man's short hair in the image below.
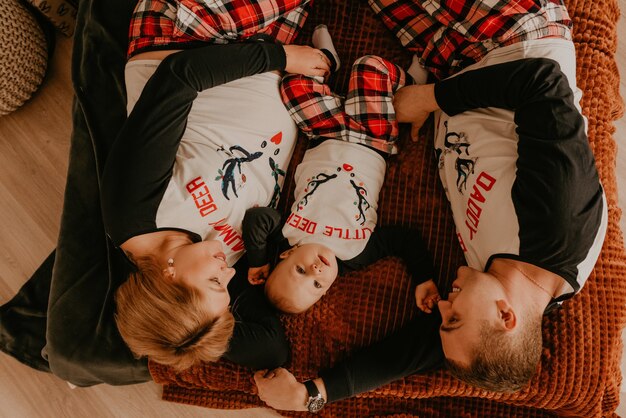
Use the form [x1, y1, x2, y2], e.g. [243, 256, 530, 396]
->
[115, 255, 235, 371]
[445, 314, 543, 392]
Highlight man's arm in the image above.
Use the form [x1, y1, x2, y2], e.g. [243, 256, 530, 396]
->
[434, 58, 585, 144]
[254, 312, 443, 409]
[435, 58, 604, 280]
[396, 57, 586, 144]
[342, 225, 434, 285]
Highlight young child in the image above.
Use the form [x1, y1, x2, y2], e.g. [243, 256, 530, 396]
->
[242, 26, 435, 313]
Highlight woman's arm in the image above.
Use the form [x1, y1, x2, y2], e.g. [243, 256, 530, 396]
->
[101, 42, 290, 245]
[224, 285, 289, 370]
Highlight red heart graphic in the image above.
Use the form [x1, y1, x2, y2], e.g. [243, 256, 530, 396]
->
[270, 132, 282, 145]
[343, 163, 353, 171]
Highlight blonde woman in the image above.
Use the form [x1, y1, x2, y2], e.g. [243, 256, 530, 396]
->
[103, 0, 331, 371]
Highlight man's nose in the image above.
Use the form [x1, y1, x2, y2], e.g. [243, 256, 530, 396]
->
[437, 299, 451, 315]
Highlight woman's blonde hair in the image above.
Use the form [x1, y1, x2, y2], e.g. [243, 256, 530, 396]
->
[115, 255, 235, 371]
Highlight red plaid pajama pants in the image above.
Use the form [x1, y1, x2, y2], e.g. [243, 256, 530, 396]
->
[128, 0, 311, 58]
[280, 55, 406, 154]
[369, 0, 572, 79]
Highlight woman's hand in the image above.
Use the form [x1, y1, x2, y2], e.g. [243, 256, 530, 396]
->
[393, 84, 439, 141]
[248, 264, 270, 285]
[254, 368, 308, 411]
[283, 45, 331, 77]
[415, 279, 441, 314]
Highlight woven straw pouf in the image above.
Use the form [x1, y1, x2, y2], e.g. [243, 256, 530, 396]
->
[0, 0, 48, 116]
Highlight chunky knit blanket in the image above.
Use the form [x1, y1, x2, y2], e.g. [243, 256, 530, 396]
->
[149, 0, 626, 416]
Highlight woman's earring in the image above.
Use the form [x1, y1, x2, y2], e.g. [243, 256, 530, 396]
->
[165, 258, 176, 278]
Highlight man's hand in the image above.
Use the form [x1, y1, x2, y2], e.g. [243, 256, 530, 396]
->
[393, 84, 439, 141]
[254, 368, 308, 411]
[415, 279, 440, 314]
[248, 264, 270, 285]
[283, 45, 330, 78]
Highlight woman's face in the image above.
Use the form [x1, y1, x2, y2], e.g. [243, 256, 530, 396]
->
[173, 240, 235, 316]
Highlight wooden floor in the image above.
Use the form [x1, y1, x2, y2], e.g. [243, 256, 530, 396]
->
[2, 7, 626, 418]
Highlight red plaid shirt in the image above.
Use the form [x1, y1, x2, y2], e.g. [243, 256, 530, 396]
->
[128, 0, 311, 58]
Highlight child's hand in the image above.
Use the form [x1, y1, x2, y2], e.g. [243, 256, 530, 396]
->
[248, 264, 270, 285]
[283, 45, 331, 78]
[415, 279, 440, 314]
[393, 84, 439, 141]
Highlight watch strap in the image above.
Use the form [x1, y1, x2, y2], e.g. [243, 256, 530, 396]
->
[303, 380, 326, 413]
[304, 379, 320, 397]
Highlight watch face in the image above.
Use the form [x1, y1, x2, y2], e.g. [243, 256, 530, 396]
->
[307, 396, 326, 413]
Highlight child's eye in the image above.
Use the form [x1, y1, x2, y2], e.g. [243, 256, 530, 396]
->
[296, 266, 305, 274]
[313, 280, 322, 289]
[210, 278, 222, 286]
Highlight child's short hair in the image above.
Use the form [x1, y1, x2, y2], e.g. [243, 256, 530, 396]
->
[445, 313, 543, 392]
[115, 255, 235, 371]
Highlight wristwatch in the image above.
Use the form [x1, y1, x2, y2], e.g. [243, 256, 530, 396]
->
[303, 380, 326, 413]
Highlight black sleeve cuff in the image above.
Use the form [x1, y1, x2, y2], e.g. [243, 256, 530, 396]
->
[247, 247, 269, 267]
[264, 42, 287, 71]
[319, 364, 353, 403]
[434, 75, 464, 116]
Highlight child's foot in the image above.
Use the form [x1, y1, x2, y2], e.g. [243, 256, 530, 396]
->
[407, 54, 428, 85]
[313, 24, 340, 72]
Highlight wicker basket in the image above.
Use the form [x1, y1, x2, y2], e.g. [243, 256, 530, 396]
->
[0, 0, 48, 116]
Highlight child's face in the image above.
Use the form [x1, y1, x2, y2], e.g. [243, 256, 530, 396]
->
[437, 266, 510, 365]
[266, 243, 339, 313]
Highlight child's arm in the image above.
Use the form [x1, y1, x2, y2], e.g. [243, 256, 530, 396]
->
[414, 279, 440, 314]
[342, 225, 435, 284]
[242, 207, 284, 284]
[343, 226, 439, 314]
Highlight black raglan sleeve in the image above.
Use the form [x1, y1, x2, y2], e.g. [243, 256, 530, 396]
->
[242, 207, 286, 267]
[434, 58, 585, 143]
[320, 311, 444, 402]
[101, 42, 286, 245]
[341, 225, 434, 285]
[223, 269, 289, 370]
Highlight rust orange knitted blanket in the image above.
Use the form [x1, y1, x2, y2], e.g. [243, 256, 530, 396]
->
[149, 0, 626, 416]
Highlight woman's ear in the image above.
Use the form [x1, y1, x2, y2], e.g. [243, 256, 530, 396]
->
[279, 247, 295, 260]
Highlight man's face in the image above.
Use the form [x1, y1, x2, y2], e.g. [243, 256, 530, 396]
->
[437, 266, 508, 365]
